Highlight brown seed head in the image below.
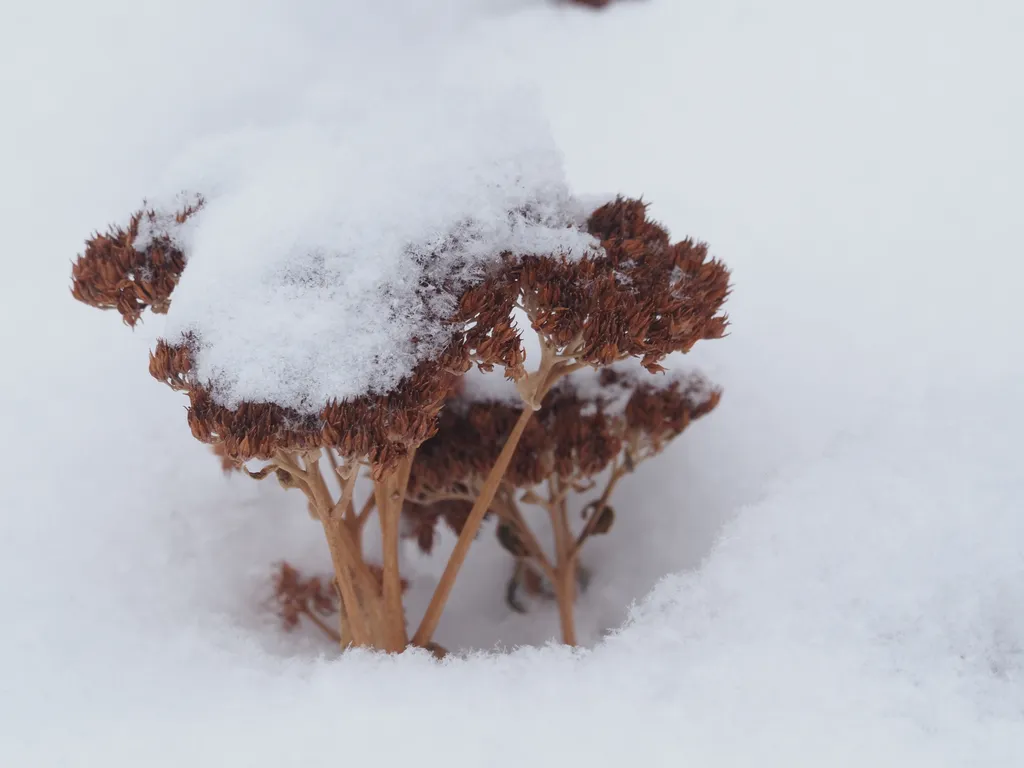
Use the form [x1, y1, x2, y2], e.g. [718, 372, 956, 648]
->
[272, 562, 338, 632]
[78, 196, 727, 477]
[404, 363, 721, 552]
[516, 197, 730, 372]
[70, 197, 203, 326]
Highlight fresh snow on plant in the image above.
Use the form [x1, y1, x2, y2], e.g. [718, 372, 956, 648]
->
[157, 82, 599, 413]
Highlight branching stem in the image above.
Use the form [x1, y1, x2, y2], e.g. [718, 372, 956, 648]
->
[546, 475, 578, 645]
[413, 338, 575, 646]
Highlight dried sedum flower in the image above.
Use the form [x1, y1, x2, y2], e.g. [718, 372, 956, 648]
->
[517, 197, 730, 373]
[404, 361, 721, 549]
[70, 196, 202, 327]
[273, 561, 338, 635]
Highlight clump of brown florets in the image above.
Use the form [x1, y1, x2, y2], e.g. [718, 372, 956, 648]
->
[403, 364, 724, 647]
[403, 364, 720, 644]
[516, 197, 730, 376]
[70, 197, 203, 327]
[272, 561, 340, 640]
[150, 334, 471, 470]
[408, 365, 719, 505]
[273, 561, 412, 646]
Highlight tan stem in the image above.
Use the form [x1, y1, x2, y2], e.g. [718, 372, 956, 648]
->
[555, 565, 578, 646]
[280, 451, 395, 649]
[391, 451, 416, 644]
[271, 452, 370, 645]
[496, 492, 557, 584]
[374, 457, 412, 652]
[572, 462, 629, 555]
[320, 516, 371, 646]
[412, 340, 576, 645]
[547, 476, 578, 646]
[299, 454, 379, 596]
[302, 607, 342, 644]
[325, 447, 341, 481]
[412, 405, 536, 646]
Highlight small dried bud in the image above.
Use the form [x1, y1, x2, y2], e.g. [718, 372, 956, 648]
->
[407, 362, 720, 549]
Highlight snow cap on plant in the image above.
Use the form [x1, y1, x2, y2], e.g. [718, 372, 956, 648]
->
[75, 83, 609, 470]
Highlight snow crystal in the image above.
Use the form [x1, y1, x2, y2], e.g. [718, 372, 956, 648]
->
[132, 192, 204, 253]
[158, 80, 600, 413]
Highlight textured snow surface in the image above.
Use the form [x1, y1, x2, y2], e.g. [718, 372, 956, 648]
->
[3, 1, 1023, 766]
[157, 80, 597, 411]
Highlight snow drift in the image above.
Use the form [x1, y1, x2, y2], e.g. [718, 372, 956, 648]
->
[1, 0, 1022, 765]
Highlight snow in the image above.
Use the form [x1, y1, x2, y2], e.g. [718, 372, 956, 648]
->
[3, 0, 1024, 766]
[154, 79, 598, 411]
[132, 192, 204, 253]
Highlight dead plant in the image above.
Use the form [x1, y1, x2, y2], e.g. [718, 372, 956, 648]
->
[72, 195, 729, 653]
[404, 364, 721, 644]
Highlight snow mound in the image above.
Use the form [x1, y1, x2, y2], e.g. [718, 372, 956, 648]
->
[603, 388, 1024, 760]
[158, 80, 599, 413]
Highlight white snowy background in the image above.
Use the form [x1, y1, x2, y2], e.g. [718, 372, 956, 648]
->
[2, 1, 1022, 766]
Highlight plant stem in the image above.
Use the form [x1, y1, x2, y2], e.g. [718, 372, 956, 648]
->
[279, 450, 395, 649]
[547, 476, 578, 646]
[413, 339, 577, 646]
[319, 516, 370, 646]
[496, 492, 557, 583]
[332, 463, 360, 521]
[302, 607, 342, 644]
[355, 494, 376, 531]
[375, 453, 414, 652]
[572, 462, 629, 555]
[412, 404, 536, 646]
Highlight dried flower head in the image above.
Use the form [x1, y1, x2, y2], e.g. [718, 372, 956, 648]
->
[70, 197, 203, 326]
[405, 363, 721, 550]
[143, 217, 531, 470]
[212, 441, 243, 474]
[515, 197, 730, 373]
[273, 561, 338, 632]
[149, 326, 475, 471]
[76, 196, 725, 476]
